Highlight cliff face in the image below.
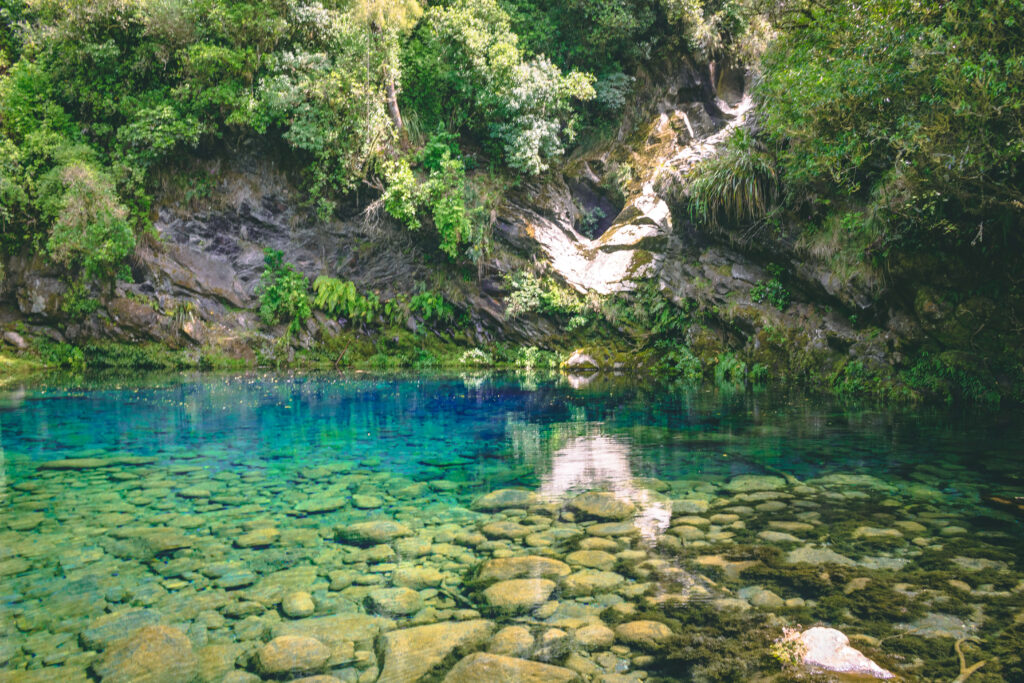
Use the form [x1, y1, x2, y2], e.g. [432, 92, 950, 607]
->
[0, 57, 1012, 399]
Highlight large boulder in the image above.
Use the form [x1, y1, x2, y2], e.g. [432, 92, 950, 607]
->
[377, 619, 494, 683]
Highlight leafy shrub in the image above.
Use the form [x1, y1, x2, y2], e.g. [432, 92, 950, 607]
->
[714, 352, 747, 386]
[459, 347, 494, 366]
[409, 288, 454, 324]
[312, 276, 381, 323]
[257, 249, 310, 334]
[504, 270, 590, 324]
[423, 151, 472, 258]
[37, 153, 135, 284]
[34, 339, 85, 370]
[749, 266, 790, 310]
[382, 149, 474, 259]
[61, 281, 100, 321]
[403, 0, 594, 174]
[655, 341, 703, 383]
[901, 352, 1001, 407]
[382, 158, 421, 231]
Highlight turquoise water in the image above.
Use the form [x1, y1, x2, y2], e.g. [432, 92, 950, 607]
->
[1, 372, 1023, 682]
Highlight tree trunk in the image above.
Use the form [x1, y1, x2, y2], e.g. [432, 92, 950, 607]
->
[385, 69, 403, 132]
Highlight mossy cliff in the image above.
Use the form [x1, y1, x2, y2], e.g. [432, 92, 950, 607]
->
[1, 60, 1019, 406]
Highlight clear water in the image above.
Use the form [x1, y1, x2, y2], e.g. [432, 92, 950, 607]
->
[1, 372, 1023, 682]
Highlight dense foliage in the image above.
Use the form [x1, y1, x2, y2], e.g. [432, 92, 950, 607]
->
[695, 0, 1024, 262]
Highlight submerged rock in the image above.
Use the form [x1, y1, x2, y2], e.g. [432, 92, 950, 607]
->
[282, 591, 316, 618]
[81, 608, 163, 650]
[367, 587, 423, 616]
[337, 520, 412, 546]
[723, 475, 787, 493]
[377, 619, 494, 683]
[258, 635, 330, 675]
[569, 491, 635, 520]
[614, 621, 673, 650]
[783, 627, 895, 679]
[476, 556, 571, 584]
[442, 652, 578, 683]
[561, 570, 625, 597]
[471, 489, 539, 511]
[482, 579, 556, 614]
[92, 625, 197, 683]
[785, 545, 856, 567]
[487, 625, 535, 657]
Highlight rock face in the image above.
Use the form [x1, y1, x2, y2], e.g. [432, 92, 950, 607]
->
[377, 619, 494, 683]
[92, 625, 198, 683]
[443, 652, 579, 683]
[790, 627, 895, 679]
[258, 635, 330, 675]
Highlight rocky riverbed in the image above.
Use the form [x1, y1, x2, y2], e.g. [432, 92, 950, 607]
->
[3, 445, 1023, 682]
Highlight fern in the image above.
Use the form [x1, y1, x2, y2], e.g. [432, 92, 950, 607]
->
[312, 276, 381, 323]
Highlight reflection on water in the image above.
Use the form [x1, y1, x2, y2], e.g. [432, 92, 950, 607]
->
[0, 372, 1022, 682]
[539, 431, 671, 541]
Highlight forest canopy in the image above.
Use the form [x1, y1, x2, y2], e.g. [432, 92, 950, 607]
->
[1, 0, 1021, 283]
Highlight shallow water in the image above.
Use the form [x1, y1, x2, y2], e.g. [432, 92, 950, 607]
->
[1, 372, 1023, 682]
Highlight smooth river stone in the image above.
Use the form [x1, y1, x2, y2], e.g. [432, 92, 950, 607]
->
[236, 527, 280, 547]
[757, 530, 801, 544]
[569, 492, 635, 520]
[471, 489, 540, 511]
[392, 566, 444, 589]
[295, 497, 348, 514]
[482, 579, 555, 613]
[722, 475, 787, 492]
[337, 520, 412, 545]
[614, 620, 673, 649]
[585, 522, 638, 537]
[560, 570, 625, 597]
[258, 635, 330, 675]
[480, 521, 532, 540]
[377, 619, 494, 683]
[487, 626, 535, 657]
[565, 550, 617, 571]
[366, 587, 423, 616]
[273, 614, 393, 666]
[443, 653, 578, 683]
[476, 556, 571, 584]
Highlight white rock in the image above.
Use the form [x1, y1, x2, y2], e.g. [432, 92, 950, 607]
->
[789, 627, 894, 679]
